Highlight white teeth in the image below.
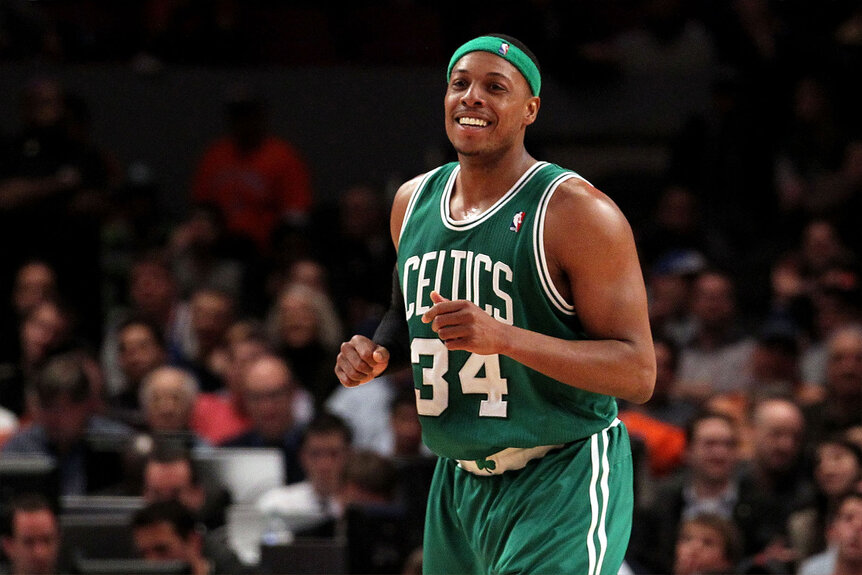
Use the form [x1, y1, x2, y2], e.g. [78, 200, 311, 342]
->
[459, 117, 488, 127]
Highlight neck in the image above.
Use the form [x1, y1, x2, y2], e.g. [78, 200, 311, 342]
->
[452, 150, 535, 219]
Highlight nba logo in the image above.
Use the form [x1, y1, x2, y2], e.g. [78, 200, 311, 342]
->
[498, 43, 510, 56]
[510, 211, 525, 232]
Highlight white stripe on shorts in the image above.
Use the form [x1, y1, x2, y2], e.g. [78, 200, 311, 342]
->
[586, 418, 620, 575]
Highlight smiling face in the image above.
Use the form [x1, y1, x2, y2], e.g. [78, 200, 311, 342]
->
[444, 51, 539, 159]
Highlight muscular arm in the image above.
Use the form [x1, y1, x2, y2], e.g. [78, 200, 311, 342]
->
[424, 178, 656, 404]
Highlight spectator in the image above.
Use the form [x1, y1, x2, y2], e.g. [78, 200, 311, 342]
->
[646, 249, 705, 348]
[190, 90, 313, 256]
[106, 316, 168, 428]
[788, 436, 862, 560]
[747, 319, 821, 405]
[176, 286, 236, 393]
[830, 492, 862, 575]
[673, 512, 744, 575]
[0, 77, 113, 346]
[141, 443, 231, 532]
[131, 500, 243, 575]
[803, 324, 862, 447]
[167, 202, 249, 302]
[628, 410, 743, 574]
[190, 319, 266, 445]
[801, 266, 862, 387]
[0, 493, 61, 575]
[267, 282, 342, 410]
[0, 259, 58, 362]
[734, 396, 814, 571]
[220, 354, 306, 484]
[0, 298, 74, 421]
[138, 365, 206, 448]
[676, 269, 757, 402]
[256, 411, 353, 521]
[101, 250, 191, 398]
[1, 350, 133, 495]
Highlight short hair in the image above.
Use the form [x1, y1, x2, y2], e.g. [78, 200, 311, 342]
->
[301, 411, 353, 448]
[816, 434, 862, 468]
[679, 512, 744, 566]
[145, 442, 202, 487]
[0, 492, 55, 537]
[131, 500, 197, 540]
[138, 366, 199, 413]
[684, 409, 738, 445]
[34, 351, 92, 406]
[118, 315, 166, 349]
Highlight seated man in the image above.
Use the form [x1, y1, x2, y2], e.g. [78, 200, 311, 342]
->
[0, 492, 61, 575]
[2, 350, 134, 494]
[131, 500, 243, 575]
[257, 412, 353, 534]
[141, 443, 231, 531]
[139, 365, 208, 449]
[220, 354, 305, 484]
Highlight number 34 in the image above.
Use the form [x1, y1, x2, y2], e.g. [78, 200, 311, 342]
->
[411, 338, 508, 418]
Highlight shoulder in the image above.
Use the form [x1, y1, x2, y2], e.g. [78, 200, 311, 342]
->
[548, 176, 630, 229]
[390, 170, 441, 248]
[543, 176, 636, 256]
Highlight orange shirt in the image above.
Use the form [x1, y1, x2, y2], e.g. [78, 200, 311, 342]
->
[191, 135, 312, 251]
[619, 409, 687, 478]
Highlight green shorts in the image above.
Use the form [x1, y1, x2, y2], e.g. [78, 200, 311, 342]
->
[423, 419, 634, 575]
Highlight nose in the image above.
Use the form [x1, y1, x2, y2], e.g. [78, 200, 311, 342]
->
[461, 82, 484, 106]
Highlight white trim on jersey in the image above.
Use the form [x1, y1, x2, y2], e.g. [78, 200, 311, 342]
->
[533, 171, 581, 315]
[399, 166, 446, 245]
[440, 161, 548, 230]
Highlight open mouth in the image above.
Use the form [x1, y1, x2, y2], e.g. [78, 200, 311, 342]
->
[458, 116, 489, 127]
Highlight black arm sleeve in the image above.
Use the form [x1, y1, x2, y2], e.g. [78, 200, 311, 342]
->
[372, 265, 411, 373]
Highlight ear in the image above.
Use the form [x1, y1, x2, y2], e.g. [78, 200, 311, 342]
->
[524, 96, 540, 126]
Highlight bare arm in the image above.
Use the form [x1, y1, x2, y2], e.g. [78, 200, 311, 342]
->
[423, 178, 656, 403]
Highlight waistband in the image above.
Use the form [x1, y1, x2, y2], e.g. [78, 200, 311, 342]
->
[456, 418, 621, 476]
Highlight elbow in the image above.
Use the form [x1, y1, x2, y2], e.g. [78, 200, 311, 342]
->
[625, 355, 656, 405]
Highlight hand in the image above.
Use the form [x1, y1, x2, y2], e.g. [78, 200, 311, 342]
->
[421, 291, 506, 355]
[334, 335, 390, 387]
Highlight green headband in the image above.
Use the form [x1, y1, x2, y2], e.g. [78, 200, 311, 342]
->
[447, 36, 541, 97]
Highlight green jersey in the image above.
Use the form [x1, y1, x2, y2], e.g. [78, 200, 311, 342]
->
[398, 161, 619, 461]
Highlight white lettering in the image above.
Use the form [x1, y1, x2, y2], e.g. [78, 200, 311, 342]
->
[403, 256, 420, 319]
[493, 261, 514, 325]
[416, 251, 438, 316]
[473, 253, 492, 311]
[450, 250, 467, 300]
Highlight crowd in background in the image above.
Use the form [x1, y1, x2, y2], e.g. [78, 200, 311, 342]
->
[1, 1, 862, 574]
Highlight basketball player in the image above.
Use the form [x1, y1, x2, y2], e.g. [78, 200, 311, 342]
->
[335, 34, 655, 574]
